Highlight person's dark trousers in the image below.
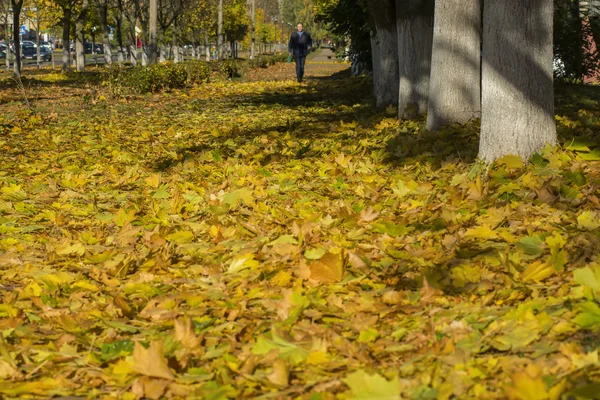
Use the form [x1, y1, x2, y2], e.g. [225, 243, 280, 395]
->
[294, 55, 307, 82]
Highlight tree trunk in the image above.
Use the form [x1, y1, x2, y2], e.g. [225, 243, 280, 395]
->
[96, 1, 113, 65]
[36, 9, 41, 67]
[61, 6, 72, 72]
[395, 0, 434, 118]
[426, 0, 481, 131]
[76, 0, 89, 72]
[250, 0, 256, 59]
[173, 18, 180, 63]
[217, 0, 223, 60]
[479, 0, 556, 162]
[116, 0, 125, 64]
[4, 11, 10, 71]
[205, 34, 210, 61]
[126, 2, 138, 66]
[149, 0, 158, 64]
[11, 0, 23, 77]
[367, 0, 399, 108]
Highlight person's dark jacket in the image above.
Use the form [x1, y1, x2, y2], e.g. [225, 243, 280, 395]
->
[288, 31, 313, 57]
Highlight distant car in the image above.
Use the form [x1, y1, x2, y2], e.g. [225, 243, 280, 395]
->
[22, 46, 36, 59]
[39, 46, 52, 61]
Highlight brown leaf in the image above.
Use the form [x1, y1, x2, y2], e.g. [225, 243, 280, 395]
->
[174, 316, 201, 349]
[420, 277, 442, 304]
[267, 359, 289, 388]
[132, 341, 174, 380]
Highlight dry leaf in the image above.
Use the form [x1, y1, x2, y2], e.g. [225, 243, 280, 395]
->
[132, 341, 174, 380]
[309, 252, 345, 283]
[267, 360, 289, 387]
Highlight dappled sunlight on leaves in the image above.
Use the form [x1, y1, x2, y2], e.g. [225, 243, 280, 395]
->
[0, 58, 600, 398]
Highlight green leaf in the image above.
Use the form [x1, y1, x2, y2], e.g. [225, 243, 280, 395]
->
[269, 235, 298, 246]
[166, 230, 195, 244]
[373, 222, 409, 237]
[574, 265, 600, 294]
[342, 370, 401, 400]
[574, 302, 600, 329]
[304, 247, 327, 260]
[152, 184, 171, 199]
[222, 188, 254, 207]
[578, 149, 600, 161]
[517, 236, 545, 257]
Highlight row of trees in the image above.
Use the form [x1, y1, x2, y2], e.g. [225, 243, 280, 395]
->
[1, 0, 306, 76]
[318, 0, 599, 162]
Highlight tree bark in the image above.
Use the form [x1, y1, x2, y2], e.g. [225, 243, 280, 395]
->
[11, 0, 23, 77]
[426, 0, 481, 131]
[76, 0, 89, 72]
[479, 0, 556, 162]
[4, 6, 12, 71]
[149, 0, 158, 64]
[96, 0, 113, 65]
[251, 0, 256, 59]
[61, 6, 72, 72]
[35, 8, 41, 67]
[116, 0, 125, 64]
[217, 0, 223, 60]
[395, 0, 434, 118]
[205, 34, 210, 61]
[173, 18, 180, 63]
[367, 0, 399, 108]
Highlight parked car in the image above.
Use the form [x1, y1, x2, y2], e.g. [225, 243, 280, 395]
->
[69, 42, 104, 54]
[22, 45, 36, 59]
[39, 46, 52, 61]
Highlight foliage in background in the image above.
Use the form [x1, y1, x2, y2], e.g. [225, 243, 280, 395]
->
[314, 0, 372, 68]
[103, 60, 210, 93]
[554, 0, 600, 81]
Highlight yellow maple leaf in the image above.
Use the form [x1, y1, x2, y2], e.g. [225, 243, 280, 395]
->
[309, 252, 345, 283]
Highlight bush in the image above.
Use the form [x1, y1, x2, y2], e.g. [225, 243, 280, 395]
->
[104, 61, 210, 94]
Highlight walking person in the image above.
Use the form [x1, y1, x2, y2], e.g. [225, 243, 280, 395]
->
[288, 23, 312, 83]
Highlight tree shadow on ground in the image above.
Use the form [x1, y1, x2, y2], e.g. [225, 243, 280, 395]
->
[153, 61, 600, 173]
[152, 68, 380, 171]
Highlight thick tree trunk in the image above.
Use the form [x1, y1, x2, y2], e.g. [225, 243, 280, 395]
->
[426, 0, 481, 131]
[149, 0, 158, 64]
[62, 6, 72, 72]
[217, 0, 223, 60]
[367, 0, 399, 108]
[76, 0, 89, 72]
[395, 0, 434, 118]
[479, 0, 556, 162]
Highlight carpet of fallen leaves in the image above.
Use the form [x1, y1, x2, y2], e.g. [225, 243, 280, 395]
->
[1, 51, 600, 399]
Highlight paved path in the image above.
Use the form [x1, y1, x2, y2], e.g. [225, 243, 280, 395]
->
[247, 48, 348, 82]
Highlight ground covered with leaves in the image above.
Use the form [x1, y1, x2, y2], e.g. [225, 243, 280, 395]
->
[1, 52, 600, 399]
